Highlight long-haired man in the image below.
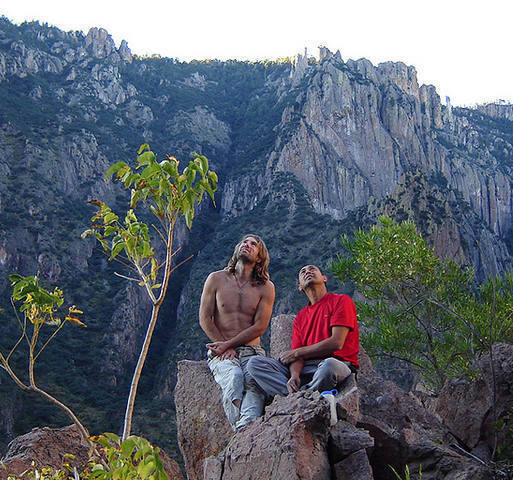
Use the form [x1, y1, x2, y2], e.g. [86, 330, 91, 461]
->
[199, 234, 275, 430]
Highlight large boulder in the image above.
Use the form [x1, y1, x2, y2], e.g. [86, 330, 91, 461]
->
[0, 425, 90, 479]
[204, 390, 332, 480]
[175, 314, 495, 480]
[0, 425, 183, 480]
[357, 350, 493, 479]
[174, 360, 232, 480]
[435, 343, 513, 455]
[202, 390, 375, 480]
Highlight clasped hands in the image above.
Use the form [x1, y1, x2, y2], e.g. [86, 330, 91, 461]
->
[206, 341, 237, 360]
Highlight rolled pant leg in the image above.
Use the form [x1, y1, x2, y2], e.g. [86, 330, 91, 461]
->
[246, 356, 290, 397]
[304, 357, 352, 392]
[208, 355, 244, 427]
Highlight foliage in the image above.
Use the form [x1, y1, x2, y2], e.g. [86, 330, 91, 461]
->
[4, 434, 168, 480]
[0, 274, 89, 442]
[1, 277, 168, 478]
[82, 144, 217, 439]
[332, 216, 513, 393]
[494, 407, 513, 463]
[88, 433, 168, 480]
[389, 464, 422, 480]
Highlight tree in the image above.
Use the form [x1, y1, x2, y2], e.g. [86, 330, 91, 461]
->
[332, 216, 513, 393]
[0, 274, 90, 444]
[82, 144, 217, 439]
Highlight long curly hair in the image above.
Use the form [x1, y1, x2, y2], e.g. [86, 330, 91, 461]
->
[225, 234, 270, 285]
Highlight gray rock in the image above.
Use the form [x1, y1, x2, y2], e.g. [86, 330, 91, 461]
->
[328, 421, 374, 462]
[335, 373, 359, 425]
[435, 343, 513, 451]
[0, 425, 183, 480]
[118, 40, 132, 63]
[269, 313, 294, 357]
[174, 360, 232, 480]
[85, 28, 115, 59]
[357, 350, 493, 479]
[332, 449, 374, 480]
[218, 391, 332, 480]
[203, 455, 224, 480]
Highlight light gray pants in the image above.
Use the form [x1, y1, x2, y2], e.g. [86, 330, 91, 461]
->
[207, 345, 266, 430]
[246, 356, 352, 398]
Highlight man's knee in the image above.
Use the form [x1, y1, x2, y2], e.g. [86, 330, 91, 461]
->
[318, 358, 351, 380]
[246, 355, 265, 375]
[323, 357, 344, 370]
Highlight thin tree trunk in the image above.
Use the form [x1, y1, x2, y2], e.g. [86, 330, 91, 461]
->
[122, 219, 175, 439]
[2, 354, 91, 446]
[122, 303, 161, 440]
[33, 385, 91, 444]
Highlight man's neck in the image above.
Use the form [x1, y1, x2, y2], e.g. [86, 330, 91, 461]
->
[305, 285, 328, 306]
[234, 260, 255, 281]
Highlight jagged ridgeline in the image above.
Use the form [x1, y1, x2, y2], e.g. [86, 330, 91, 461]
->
[0, 16, 512, 459]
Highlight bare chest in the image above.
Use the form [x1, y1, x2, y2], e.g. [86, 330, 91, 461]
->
[216, 280, 262, 316]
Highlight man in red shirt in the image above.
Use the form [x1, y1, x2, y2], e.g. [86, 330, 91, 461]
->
[247, 265, 358, 396]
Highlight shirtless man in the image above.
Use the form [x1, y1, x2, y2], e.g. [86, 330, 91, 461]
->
[199, 234, 275, 430]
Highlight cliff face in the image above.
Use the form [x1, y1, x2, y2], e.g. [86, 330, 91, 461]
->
[0, 18, 511, 459]
[222, 49, 512, 275]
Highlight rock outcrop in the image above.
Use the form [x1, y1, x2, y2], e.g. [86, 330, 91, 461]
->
[175, 315, 494, 479]
[0, 425, 183, 480]
[174, 360, 232, 480]
[435, 343, 513, 457]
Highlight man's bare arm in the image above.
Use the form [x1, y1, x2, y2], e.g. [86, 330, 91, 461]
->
[199, 273, 227, 343]
[208, 281, 275, 355]
[287, 358, 304, 393]
[279, 326, 350, 365]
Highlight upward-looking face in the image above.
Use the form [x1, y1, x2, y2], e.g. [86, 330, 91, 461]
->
[238, 236, 261, 263]
[298, 265, 326, 290]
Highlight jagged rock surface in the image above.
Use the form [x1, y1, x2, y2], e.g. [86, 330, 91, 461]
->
[0, 425, 184, 480]
[174, 360, 232, 480]
[203, 390, 334, 480]
[435, 343, 513, 455]
[176, 315, 494, 479]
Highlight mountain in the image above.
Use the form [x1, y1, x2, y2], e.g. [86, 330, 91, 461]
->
[0, 17, 512, 459]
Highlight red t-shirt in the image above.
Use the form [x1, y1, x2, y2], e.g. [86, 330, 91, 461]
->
[291, 293, 359, 368]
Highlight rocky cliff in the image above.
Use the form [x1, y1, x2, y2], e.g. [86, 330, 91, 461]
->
[0, 17, 512, 462]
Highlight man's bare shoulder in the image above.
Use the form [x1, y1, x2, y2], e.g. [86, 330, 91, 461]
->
[206, 269, 231, 285]
[258, 279, 275, 294]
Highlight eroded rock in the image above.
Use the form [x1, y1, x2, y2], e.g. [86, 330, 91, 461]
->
[206, 390, 332, 480]
[175, 360, 232, 480]
[435, 343, 513, 453]
[0, 425, 183, 480]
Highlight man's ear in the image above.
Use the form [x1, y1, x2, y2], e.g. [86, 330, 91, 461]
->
[322, 274, 328, 284]
[297, 283, 303, 292]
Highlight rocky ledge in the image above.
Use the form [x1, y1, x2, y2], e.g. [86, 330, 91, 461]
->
[175, 315, 508, 480]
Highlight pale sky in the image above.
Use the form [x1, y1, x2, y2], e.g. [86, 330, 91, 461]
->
[1, 0, 512, 107]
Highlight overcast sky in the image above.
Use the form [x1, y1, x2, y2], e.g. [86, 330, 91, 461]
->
[2, 0, 512, 107]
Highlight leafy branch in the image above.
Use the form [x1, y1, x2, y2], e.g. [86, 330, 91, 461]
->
[0, 274, 89, 446]
[82, 144, 218, 439]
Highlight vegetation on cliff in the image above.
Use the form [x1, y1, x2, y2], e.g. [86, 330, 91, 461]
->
[1, 15, 512, 464]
